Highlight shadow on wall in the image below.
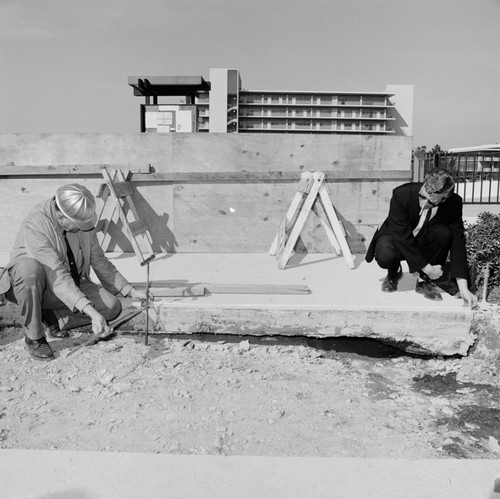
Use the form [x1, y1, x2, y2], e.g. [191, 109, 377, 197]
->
[99, 185, 368, 257]
[341, 214, 368, 255]
[297, 205, 368, 258]
[391, 106, 409, 136]
[100, 189, 178, 254]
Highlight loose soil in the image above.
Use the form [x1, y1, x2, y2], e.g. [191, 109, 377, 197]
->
[1, 300, 500, 459]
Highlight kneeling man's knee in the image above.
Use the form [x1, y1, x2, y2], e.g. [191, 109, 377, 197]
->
[432, 225, 452, 245]
[10, 258, 46, 294]
[104, 295, 122, 321]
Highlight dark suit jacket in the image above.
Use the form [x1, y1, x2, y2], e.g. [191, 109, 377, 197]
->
[365, 182, 469, 279]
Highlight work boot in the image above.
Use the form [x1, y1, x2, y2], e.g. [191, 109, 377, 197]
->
[25, 336, 54, 360]
[415, 279, 442, 301]
[381, 267, 403, 293]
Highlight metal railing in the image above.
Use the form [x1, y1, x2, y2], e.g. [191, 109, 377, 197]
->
[413, 151, 500, 204]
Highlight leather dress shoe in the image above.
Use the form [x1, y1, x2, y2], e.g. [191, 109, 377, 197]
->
[25, 336, 54, 360]
[381, 267, 403, 293]
[415, 280, 442, 301]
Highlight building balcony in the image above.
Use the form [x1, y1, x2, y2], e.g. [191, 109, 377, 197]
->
[238, 113, 395, 121]
[239, 102, 395, 108]
[238, 121, 394, 134]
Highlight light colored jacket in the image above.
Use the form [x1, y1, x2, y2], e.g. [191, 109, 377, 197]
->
[8, 197, 132, 312]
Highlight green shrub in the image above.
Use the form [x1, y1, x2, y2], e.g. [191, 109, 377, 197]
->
[465, 212, 500, 292]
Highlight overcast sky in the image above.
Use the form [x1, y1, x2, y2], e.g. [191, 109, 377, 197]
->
[1, 0, 498, 149]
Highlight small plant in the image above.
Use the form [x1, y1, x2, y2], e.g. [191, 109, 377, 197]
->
[465, 212, 500, 295]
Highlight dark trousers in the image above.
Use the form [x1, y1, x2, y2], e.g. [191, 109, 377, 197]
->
[374, 224, 452, 279]
[6, 258, 122, 340]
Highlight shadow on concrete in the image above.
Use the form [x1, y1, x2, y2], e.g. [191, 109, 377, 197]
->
[35, 488, 94, 499]
[285, 253, 340, 269]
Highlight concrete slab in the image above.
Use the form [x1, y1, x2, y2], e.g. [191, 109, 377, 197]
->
[108, 252, 474, 357]
[0, 251, 475, 356]
[0, 449, 499, 499]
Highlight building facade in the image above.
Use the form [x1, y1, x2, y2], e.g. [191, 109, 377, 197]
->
[128, 69, 413, 136]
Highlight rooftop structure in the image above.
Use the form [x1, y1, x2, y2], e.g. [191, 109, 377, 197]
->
[128, 69, 413, 136]
[448, 144, 500, 153]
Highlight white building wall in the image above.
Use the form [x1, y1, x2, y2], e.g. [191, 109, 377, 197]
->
[209, 69, 230, 133]
[209, 68, 240, 133]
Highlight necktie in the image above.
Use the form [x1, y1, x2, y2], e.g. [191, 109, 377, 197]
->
[64, 232, 80, 287]
[413, 208, 432, 237]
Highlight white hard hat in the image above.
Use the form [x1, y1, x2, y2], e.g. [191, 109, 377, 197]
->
[55, 184, 97, 231]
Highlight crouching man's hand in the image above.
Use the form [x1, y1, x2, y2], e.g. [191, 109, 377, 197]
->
[130, 287, 154, 301]
[422, 263, 443, 281]
[82, 304, 108, 337]
[456, 278, 479, 309]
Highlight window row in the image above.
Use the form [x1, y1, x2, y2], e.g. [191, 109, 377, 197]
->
[238, 121, 388, 131]
[239, 94, 388, 106]
[239, 109, 389, 119]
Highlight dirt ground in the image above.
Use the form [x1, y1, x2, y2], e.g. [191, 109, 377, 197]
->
[1, 299, 500, 460]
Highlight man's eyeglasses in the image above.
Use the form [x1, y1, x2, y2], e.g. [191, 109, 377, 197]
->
[418, 192, 444, 207]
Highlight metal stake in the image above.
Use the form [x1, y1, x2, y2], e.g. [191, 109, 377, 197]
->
[145, 261, 150, 345]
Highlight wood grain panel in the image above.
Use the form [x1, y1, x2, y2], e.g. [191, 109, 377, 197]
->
[0, 133, 412, 253]
[171, 180, 396, 252]
[169, 134, 411, 173]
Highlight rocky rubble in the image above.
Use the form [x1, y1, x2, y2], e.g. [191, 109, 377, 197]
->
[0, 303, 499, 459]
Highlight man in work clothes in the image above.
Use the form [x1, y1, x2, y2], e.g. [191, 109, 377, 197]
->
[365, 168, 477, 308]
[1, 184, 148, 360]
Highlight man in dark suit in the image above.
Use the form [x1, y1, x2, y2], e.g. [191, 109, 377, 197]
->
[365, 168, 477, 308]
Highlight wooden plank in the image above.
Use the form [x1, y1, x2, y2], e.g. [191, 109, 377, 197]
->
[0, 164, 151, 176]
[96, 183, 108, 199]
[113, 169, 156, 266]
[277, 172, 324, 269]
[96, 170, 120, 251]
[113, 181, 134, 198]
[100, 168, 155, 266]
[129, 170, 410, 183]
[318, 184, 356, 269]
[311, 202, 341, 255]
[297, 175, 314, 193]
[269, 189, 307, 256]
[135, 284, 206, 297]
[273, 217, 287, 259]
[205, 283, 311, 295]
[134, 281, 311, 295]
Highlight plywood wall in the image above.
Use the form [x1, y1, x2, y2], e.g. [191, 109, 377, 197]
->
[0, 133, 412, 254]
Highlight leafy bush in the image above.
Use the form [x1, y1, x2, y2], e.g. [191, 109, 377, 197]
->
[465, 212, 500, 292]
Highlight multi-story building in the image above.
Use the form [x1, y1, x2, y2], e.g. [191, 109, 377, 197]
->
[128, 68, 413, 136]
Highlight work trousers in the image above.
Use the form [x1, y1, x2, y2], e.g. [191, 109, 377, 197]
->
[6, 258, 121, 340]
[374, 224, 452, 279]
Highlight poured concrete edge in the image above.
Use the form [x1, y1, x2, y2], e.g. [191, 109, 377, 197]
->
[0, 449, 499, 499]
[153, 302, 475, 357]
[0, 251, 477, 357]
